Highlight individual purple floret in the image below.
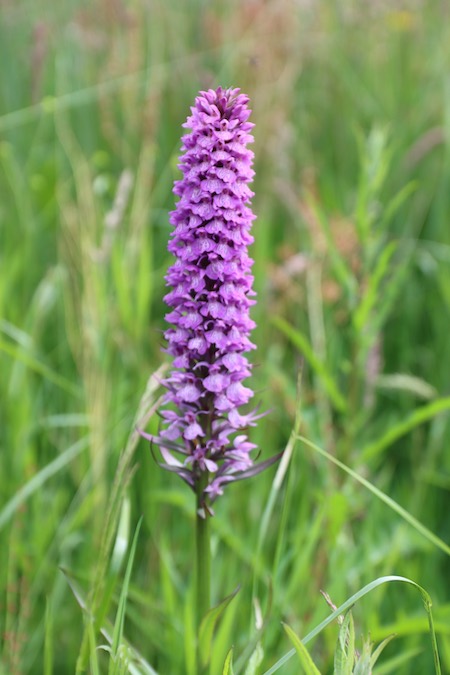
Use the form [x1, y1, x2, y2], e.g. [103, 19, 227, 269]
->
[141, 87, 280, 514]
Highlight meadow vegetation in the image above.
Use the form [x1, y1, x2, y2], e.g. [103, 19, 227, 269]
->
[1, 1, 449, 673]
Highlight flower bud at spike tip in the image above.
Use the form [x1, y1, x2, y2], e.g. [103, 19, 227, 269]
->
[144, 87, 281, 512]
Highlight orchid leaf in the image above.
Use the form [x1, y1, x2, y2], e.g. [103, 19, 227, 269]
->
[199, 586, 240, 668]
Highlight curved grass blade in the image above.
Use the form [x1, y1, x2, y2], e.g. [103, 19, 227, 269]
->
[0, 336, 83, 398]
[0, 437, 88, 532]
[262, 575, 441, 675]
[298, 434, 450, 556]
[361, 397, 450, 462]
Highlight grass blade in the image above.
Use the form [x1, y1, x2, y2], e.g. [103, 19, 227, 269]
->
[0, 336, 82, 398]
[109, 517, 143, 674]
[0, 437, 88, 531]
[361, 397, 450, 462]
[263, 575, 441, 675]
[298, 434, 450, 556]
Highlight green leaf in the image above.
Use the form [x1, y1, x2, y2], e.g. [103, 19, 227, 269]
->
[370, 634, 396, 669]
[112, 516, 142, 672]
[282, 623, 321, 674]
[334, 611, 355, 675]
[210, 589, 241, 675]
[109, 517, 143, 674]
[199, 586, 240, 667]
[222, 648, 235, 675]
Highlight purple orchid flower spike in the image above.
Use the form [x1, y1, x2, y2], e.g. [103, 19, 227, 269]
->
[143, 87, 281, 514]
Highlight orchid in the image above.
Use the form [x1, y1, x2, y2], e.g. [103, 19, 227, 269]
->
[142, 87, 279, 516]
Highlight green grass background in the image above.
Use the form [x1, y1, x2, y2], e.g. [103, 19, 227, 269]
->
[1, 0, 449, 673]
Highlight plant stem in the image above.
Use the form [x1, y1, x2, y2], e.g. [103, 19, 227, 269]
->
[196, 500, 211, 625]
[195, 480, 211, 670]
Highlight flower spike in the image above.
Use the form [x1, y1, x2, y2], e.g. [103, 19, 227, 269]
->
[143, 87, 279, 508]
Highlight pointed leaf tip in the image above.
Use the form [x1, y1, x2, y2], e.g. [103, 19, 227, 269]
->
[282, 623, 321, 674]
[199, 586, 241, 668]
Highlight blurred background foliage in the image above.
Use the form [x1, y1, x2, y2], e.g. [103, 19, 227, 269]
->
[0, 0, 449, 673]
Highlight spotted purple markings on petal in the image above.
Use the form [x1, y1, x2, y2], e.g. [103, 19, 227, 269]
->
[141, 86, 279, 509]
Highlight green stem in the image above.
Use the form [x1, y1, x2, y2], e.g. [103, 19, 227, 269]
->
[196, 480, 211, 669]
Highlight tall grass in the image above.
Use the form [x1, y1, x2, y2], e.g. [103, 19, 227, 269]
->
[1, 1, 449, 672]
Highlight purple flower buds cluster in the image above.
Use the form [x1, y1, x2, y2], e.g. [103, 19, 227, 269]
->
[142, 87, 279, 513]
